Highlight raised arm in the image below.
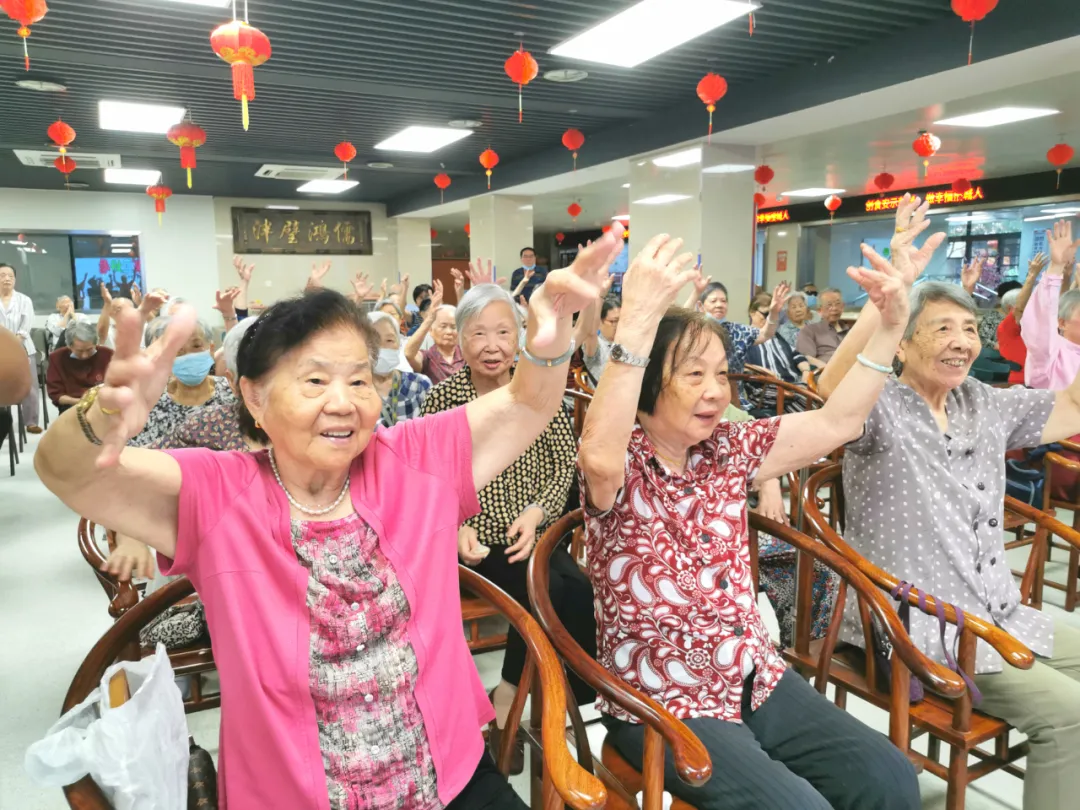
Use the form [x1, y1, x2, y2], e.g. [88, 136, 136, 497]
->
[754, 282, 789, 345]
[1012, 253, 1048, 322]
[96, 284, 113, 344]
[232, 256, 254, 311]
[1021, 221, 1080, 388]
[579, 236, 698, 512]
[683, 265, 711, 310]
[468, 232, 623, 491]
[403, 279, 443, 371]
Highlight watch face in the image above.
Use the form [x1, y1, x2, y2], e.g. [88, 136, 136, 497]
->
[611, 344, 625, 361]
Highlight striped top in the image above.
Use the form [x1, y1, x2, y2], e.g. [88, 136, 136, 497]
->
[0, 291, 35, 355]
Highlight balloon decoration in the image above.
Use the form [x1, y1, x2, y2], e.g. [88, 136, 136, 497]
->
[210, 18, 272, 131]
[873, 171, 895, 194]
[504, 44, 538, 123]
[334, 141, 357, 179]
[53, 155, 75, 188]
[824, 194, 842, 223]
[464, 223, 471, 236]
[1, 0, 47, 70]
[912, 131, 941, 174]
[567, 202, 582, 221]
[479, 148, 499, 189]
[753, 192, 766, 208]
[952, 177, 973, 195]
[47, 118, 74, 156]
[433, 172, 451, 202]
[1047, 143, 1075, 189]
[561, 128, 585, 170]
[951, 0, 998, 65]
[753, 165, 775, 189]
[696, 73, 728, 142]
[555, 232, 564, 245]
[146, 185, 172, 226]
[167, 117, 207, 189]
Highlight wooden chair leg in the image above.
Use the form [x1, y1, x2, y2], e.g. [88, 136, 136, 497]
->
[834, 686, 847, 710]
[946, 746, 968, 810]
[1066, 547, 1079, 612]
[927, 736, 941, 764]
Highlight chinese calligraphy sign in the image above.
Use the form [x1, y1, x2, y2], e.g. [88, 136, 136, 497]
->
[232, 208, 372, 255]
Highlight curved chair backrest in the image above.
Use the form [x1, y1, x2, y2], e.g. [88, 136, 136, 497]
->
[573, 366, 595, 395]
[563, 389, 593, 440]
[77, 519, 139, 618]
[728, 372, 825, 416]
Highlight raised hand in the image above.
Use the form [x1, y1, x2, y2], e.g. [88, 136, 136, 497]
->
[307, 260, 332, 290]
[213, 287, 242, 319]
[524, 267, 536, 282]
[1027, 252, 1049, 279]
[847, 246, 910, 330]
[1047, 220, 1080, 270]
[94, 306, 197, 468]
[960, 257, 985, 294]
[889, 194, 946, 284]
[379, 278, 388, 300]
[768, 281, 791, 319]
[450, 267, 466, 300]
[691, 265, 713, 293]
[100, 283, 113, 307]
[233, 255, 255, 284]
[464, 257, 508, 288]
[351, 272, 374, 301]
[428, 278, 444, 311]
[130, 285, 143, 308]
[141, 292, 167, 319]
[620, 234, 698, 330]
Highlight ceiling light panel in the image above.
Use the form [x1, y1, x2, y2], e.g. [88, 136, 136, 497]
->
[297, 179, 359, 194]
[162, 0, 231, 6]
[104, 168, 162, 185]
[99, 100, 185, 134]
[550, 0, 759, 68]
[374, 126, 472, 153]
[780, 188, 846, 198]
[1025, 213, 1077, 222]
[634, 194, 692, 205]
[934, 107, 1059, 128]
[703, 164, 756, 174]
[652, 147, 702, 168]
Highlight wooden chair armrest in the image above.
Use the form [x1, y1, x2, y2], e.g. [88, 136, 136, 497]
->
[460, 567, 607, 810]
[1006, 494, 1080, 552]
[1045, 451, 1080, 474]
[751, 515, 967, 697]
[1056, 439, 1080, 454]
[804, 466, 1035, 670]
[529, 512, 712, 788]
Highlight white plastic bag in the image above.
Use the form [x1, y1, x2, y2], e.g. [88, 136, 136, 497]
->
[25, 644, 189, 810]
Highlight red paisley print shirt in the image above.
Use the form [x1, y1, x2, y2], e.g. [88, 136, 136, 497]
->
[581, 418, 786, 723]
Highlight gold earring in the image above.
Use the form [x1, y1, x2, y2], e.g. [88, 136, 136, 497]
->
[255, 420, 261, 429]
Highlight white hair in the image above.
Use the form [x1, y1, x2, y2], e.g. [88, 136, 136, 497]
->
[222, 317, 258, 377]
[904, 282, 977, 341]
[65, 319, 97, 346]
[1000, 288, 1021, 312]
[146, 314, 211, 345]
[455, 284, 522, 333]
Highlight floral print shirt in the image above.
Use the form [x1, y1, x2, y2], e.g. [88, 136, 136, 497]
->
[129, 377, 235, 448]
[149, 401, 247, 452]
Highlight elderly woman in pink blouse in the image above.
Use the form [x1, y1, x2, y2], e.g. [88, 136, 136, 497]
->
[1020, 219, 1080, 390]
[34, 232, 622, 810]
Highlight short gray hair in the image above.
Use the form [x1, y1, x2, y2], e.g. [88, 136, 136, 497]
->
[1000, 288, 1022, 312]
[65, 319, 97, 346]
[1060, 290, 1080, 323]
[375, 298, 402, 320]
[904, 282, 977, 341]
[146, 314, 211, 346]
[786, 291, 809, 305]
[455, 284, 522, 333]
[366, 310, 397, 331]
[818, 287, 843, 302]
[222, 317, 258, 377]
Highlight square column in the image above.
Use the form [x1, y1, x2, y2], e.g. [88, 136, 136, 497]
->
[468, 195, 534, 281]
[396, 218, 432, 284]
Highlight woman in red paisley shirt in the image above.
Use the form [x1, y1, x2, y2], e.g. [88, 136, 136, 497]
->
[577, 231, 925, 810]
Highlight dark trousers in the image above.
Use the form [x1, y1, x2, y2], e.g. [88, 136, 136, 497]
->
[603, 669, 920, 810]
[473, 544, 596, 706]
[446, 752, 527, 809]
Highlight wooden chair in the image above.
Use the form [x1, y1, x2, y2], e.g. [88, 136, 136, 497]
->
[565, 388, 593, 441]
[461, 585, 509, 653]
[573, 366, 595, 395]
[802, 464, 1038, 810]
[61, 574, 608, 810]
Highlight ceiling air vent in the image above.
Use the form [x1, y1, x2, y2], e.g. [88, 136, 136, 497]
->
[255, 164, 344, 182]
[14, 149, 122, 170]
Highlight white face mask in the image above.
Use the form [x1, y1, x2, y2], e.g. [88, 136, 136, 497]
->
[375, 347, 400, 376]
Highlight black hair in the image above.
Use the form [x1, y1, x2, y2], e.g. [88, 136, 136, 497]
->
[235, 289, 379, 444]
[698, 281, 728, 305]
[418, 298, 432, 314]
[601, 296, 622, 321]
[412, 283, 433, 303]
[520, 246, 536, 257]
[996, 280, 1022, 299]
[638, 308, 731, 415]
[0, 263, 15, 277]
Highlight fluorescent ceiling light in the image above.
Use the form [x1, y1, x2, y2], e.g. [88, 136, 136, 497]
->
[374, 125, 471, 153]
[1025, 213, 1076, 222]
[633, 194, 692, 205]
[946, 215, 992, 223]
[519, 204, 533, 210]
[163, 0, 230, 6]
[613, 215, 630, 221]
[621, 183, 631, 188]
[265, 204, 300, 210]
[550, 0, 758, 68]
[781, 187, 845, 198]
[104, 168, 162, 185]
[109, 230, 139, 236]
[776, 231, 788, 236]
[99, 100, 185, 134]
[652, 147, 701, 168]
[935, 106, 1059, 128]
[703, 163, 756, 174]
[1041, 206, 1080, 214]
[110, 243, 133, 249]
[297, 179, 359, 194]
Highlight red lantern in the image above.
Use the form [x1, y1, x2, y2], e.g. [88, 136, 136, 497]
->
[601, 225, 612, 234]
[504, 44, 538, 123]
[555, 232, 564, 245]
[567, 202, 582, 221]
[952, 178, 973, 195]
[146, 185, 172, 226]
[433, 172, 451, 202]
[1, 0, 46, 70]
[824, 194, 842, 223]
[873, 172, 895, 194]
[47, 119, 74, 155]
[952, 0, 998, 64]
[753, 165, 775, 188]
[753, 192, 766, 208]
[53, 155, 75, 188]
[913, 131, 941, 173]
[696, 73, 728, 142]
[479, 148, 499, 189]
[334, 141, 357, 179]
[430, 228, 438, 240]
[167, 118, 207, 189]
[1048, 143, 1075, 189]
[561, 128, 585, 170]
[464, 223, 471, 237]
[210, 19, 272, 131]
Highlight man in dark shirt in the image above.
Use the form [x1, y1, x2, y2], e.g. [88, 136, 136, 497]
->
[46, 320, 113, 413]
[509, 247, 548, 302]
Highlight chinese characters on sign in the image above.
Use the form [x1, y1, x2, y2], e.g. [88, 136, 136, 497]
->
[757, 209, 791, 224]
[866, 186, 985, 213]
[232, 208, 373, 255]
[776, 250, 788, 273]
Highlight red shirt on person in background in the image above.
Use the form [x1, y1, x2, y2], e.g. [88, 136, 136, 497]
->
[45, 346, 113, 408]
[997, 311, 1027, 386]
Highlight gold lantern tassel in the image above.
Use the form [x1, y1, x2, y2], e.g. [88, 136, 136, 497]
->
[573, 151, 578, 171]
[158, 212, 163, 226]
[486, 170, 492, 189]
[187, 168, 193, 189]
[707, 104, 715, 144]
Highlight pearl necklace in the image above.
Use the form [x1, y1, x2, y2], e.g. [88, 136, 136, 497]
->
[268, 449, 351, 516]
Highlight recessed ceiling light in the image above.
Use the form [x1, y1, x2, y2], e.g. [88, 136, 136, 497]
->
[375, 125, 472, 153]
[519, 204, 533, 210]
[550, 0, 758, 68]
[297, 179, 359, 194]
[104, 168, 162, 185]
[1041, 206, 1080, 214]
[366, 161, 394, 169]
[703, 163, 756, 174]
[99, 100, 185, 134]
[162, 0, 231, 6]
[612, 215, 630, 221]
[447, 119, 483, 129]
[633, 194, 692, 205]
[776, 231, 788, 236]
[781, 187, 845, 198]
[934, 106, 1059, 128]
[265, 205, 300, 210]
[1025, 213, 1077, 222]
[653, 147, 702, 168]
[544, 68, 589, 83]
[14, 72, 67, 92]
[621, 183, 631, 188]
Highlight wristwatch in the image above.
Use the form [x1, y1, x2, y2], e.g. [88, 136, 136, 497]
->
[609, 343, 650, 369]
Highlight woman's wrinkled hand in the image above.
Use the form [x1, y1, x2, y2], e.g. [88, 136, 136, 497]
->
[458, 524, 488, 567]
[102, 535, 155, 582]
[619, 234, 697, 331]
[889, 194, 946, 284]
[752, 479, 789, 526]
[848, 243, 910, 331]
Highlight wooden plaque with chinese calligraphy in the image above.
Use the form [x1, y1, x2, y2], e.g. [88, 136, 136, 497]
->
[232, 208, 373, 255]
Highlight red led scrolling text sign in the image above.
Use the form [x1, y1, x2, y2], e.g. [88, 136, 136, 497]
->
[757, 209, 791, 224]
[867, 186, 985, 213]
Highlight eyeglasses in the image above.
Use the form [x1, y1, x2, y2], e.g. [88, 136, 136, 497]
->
[755, 309, 770, 318]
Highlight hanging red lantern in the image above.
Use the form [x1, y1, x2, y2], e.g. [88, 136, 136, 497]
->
[1, 0, 46, 71]
[1048, 143, 1075, 189]
[167, 118, 207, 189]
[210, 19, 272, 132]
[47, 118, 74, 155]
[873, 172, 895, 194]
[433, 172, 451, 202]
[753, 165, 775, 188]
[561, 128, 585, 170]
[146, 185, 172, 226]
[430, 228, 438, 240]
[696, 73, 728, 142]
[555, 232, 565, 245]
[951, 0, 998, 65]
[601, 225, 612, 234]
[567, 202, 582, 221]
[952, 178, 973, 195]
[504, 44, 538, 123]
[479, 148, 499, 189]
[913, 131, 941, 174]
[824, 194, 842, 223]
[464, 223, 471, 237]
[753, 192, 766, 208]
[53, 155, 75, 188]
[334, 141, 357, 179]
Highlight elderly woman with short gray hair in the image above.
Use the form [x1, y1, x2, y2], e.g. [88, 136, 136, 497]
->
[821, 199, 1080, 810]
[421, 278, 595, 774]
[406, 278, 465, 384]
[46, 320, 113, 413]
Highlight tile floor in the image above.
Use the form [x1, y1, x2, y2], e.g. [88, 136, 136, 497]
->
[2, 421, 1077, 809]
